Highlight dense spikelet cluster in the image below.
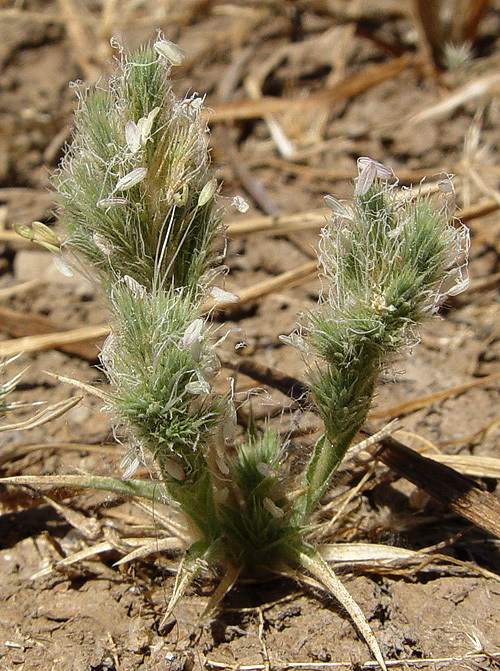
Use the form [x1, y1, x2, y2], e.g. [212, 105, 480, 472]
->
[222, 427, 303, 567]
[102, 284, 223, 482]
[298, 160, 469, 515]
[55, 43, 220, 294]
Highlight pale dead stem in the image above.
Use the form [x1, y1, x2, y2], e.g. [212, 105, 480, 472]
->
[410, 72, 500, 125]
[369, 370, 500, 420]
[0, 442, 119, 469]
[207, 55, 413, 123]
[31, 537, 182, 581]
[46, 372, 112, 402]
[0, 280, 43, 300]
[0, 395, 81, 433]
[203, 648, 500, 670]
[394, 426, 500, 479]
[0, 326, 110, 357]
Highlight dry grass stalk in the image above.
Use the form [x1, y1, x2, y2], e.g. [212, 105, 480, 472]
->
[0, 280, 42, 300]
[204, 649, 500, 670]
[396, 426, 500, 479]
[0, 324, 109, 358]
[308, 467, 376, 542]
[226, 209, 326, 238]
[46, 372, 111, 402]
[369, 371, 500, 420]
[0, 8, 64, 23]
[207, 55, 412, 122]
[0, 442, 119, 468]
[410, 0, 443, 73]
[423, 453, 500, 479]
[255, 160, 448, 187]
[320, 543, 499, 583]
[459, 197, 500, 222]
[464, 270, 500, 294]
[31, 540, 172, 580]
[411, 72, 500, 124]
[371, 434, 500, 538]
[0, 395, 81, 433]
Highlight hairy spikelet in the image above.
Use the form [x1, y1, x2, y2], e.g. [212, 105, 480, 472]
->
[221, 428, 302, 567]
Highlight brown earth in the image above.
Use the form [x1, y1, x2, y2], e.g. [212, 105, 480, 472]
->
[1, 2, 500, 670]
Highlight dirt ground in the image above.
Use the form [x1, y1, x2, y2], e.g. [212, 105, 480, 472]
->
[2, 1, 500, 670]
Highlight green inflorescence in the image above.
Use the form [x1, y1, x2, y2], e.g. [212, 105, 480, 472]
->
[53, 40, 469, 668]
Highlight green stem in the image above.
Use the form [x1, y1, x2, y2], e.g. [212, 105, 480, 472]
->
[302, 353, 377, 517]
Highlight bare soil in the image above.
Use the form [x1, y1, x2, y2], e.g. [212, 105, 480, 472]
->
[1, 2, 500, 670]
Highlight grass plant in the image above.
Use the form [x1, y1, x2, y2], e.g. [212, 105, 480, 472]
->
[4, 39, 471, 670]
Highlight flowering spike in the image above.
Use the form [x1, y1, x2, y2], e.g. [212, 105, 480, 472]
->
[296, 164, 469, 515]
